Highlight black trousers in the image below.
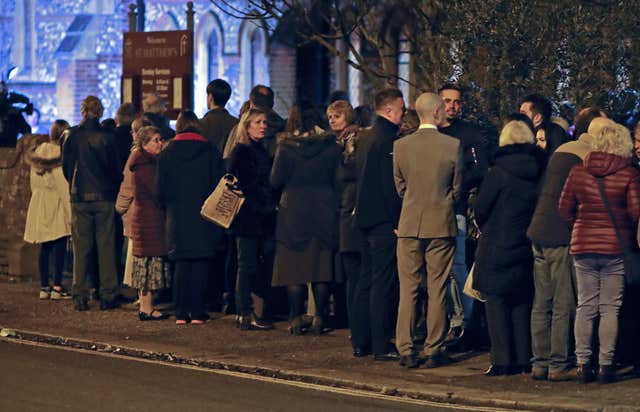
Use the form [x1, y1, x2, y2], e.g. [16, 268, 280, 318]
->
[486, 291, 532, 367]
[39, 236, 68, 288]
[174, 258, 210, 321]
[339, 251, 361, 329]
[235, 236, 274, 316]
[351, 223, 399, 355]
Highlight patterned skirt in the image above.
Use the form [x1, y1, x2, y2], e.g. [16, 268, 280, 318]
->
[130, 255, 172, 292]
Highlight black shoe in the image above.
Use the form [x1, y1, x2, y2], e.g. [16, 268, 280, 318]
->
[311, 316, 331, 336]
[531, 368, 548, 381]
[509, 364, 532, 375]
[352, 346, 371, 357]
[374, 350, 400, 362]
[238, 313, 274, 331]
[222, 293, 235, 315]
[100, 300, 119, 311]
[576, 363, 595, 384]
[484, 364, 509, 376]
[423, 352, 453, 369]
[74, 297, 89, 312]
[139, 310, 169, 321]
[598, 365, 615, 384]
[399, 354, 419, 369]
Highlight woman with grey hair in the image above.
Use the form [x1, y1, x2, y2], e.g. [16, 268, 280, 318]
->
[473, 119, 547, 376]
[559, 123, 640, 384]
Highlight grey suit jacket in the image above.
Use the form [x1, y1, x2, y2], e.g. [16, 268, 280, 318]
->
[393, 127, 462, 238]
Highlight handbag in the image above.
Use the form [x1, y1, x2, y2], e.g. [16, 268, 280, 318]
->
[463, 263, 487, 302]
[200, 173, 245, 229]
[595, 177, 640, 286]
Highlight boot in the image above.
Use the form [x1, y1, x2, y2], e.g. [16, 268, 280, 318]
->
[576, 363, 595, 384]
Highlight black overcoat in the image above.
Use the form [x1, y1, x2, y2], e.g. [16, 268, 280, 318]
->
[156, 132, 224, 260]
[472, 143, 546, 295]
[270, 132, 341, 251]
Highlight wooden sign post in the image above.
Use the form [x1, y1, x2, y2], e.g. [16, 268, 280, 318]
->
[121, 30, 194, 119]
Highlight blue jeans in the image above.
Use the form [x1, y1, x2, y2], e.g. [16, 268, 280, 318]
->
[449, 215, 472, 328]
[573, 254, 625, 366]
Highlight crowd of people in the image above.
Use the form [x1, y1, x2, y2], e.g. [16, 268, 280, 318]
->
[23, 79, 640, 385]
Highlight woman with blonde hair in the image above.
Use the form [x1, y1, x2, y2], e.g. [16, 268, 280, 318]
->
[473, 119, 547, 376]
[228, 108, 276, 330]
[559, 123, 640, 384]
[24, 119, 72, 299]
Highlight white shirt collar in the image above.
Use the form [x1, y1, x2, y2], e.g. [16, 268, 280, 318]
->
[418, 123, 438, 130]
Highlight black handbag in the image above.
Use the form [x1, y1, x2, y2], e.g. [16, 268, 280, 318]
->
[595, 177, 640, 286]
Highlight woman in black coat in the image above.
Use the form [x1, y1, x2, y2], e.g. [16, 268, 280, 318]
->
[473, 119, 546, 376]
[156, 111, 224, 324]
[270, 123, 342, 335]
[228, 108, 277, 331]
[327, 100, 360, 329]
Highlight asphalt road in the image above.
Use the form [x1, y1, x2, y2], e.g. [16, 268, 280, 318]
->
[0, 340, 517, 412]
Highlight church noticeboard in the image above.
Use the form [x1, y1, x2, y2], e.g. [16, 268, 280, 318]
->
[122, 30, 193, 119]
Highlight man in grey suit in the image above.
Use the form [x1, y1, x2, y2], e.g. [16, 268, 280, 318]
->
[393, 92, 462, 368]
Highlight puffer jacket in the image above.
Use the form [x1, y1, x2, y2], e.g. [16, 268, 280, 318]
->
[558, 151, 640, 255]
[129, 149, 166, 257]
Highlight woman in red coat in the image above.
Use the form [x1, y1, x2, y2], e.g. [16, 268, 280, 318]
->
[129, 126, 171, 321]
[559, 123, 640, 383]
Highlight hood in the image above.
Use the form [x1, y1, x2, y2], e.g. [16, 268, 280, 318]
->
[583, 151, 632, 177]
[167, 133, 211, 161]
[25, 141, 61, 174]
[277, 130, 336, 158]
[129, 148, 156, 171]
[143, 112, 169, 127]
[493, 143, 546, 181]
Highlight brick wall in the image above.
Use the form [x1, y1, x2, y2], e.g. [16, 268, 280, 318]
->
[269, 41, 296, 118]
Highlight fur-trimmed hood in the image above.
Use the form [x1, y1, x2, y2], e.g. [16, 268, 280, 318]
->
[25, 141, 62, 174]
[277, 129, 337, 158]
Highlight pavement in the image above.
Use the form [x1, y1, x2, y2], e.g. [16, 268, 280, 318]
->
[1, 278, 640, 412]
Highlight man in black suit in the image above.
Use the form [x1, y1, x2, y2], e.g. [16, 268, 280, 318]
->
[352, 88, 405, 362]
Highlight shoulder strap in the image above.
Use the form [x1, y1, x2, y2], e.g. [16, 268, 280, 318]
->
[594, 176, 630, 252]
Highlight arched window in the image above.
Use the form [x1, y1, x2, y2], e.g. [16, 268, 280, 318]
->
[208, 30, 219, 81]
[239, 20, 269, 101]
[194, 12, 224, 116]
[250, 29, 263, 87]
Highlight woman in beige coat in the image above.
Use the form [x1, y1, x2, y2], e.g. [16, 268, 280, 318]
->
[24, 120, 72, 300]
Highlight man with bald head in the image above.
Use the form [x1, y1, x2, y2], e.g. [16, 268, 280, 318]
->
[393, 92, 462, 368]
[526, 109, 611, 381]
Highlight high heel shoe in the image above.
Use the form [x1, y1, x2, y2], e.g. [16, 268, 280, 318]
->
[287, 316, 305, 335]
